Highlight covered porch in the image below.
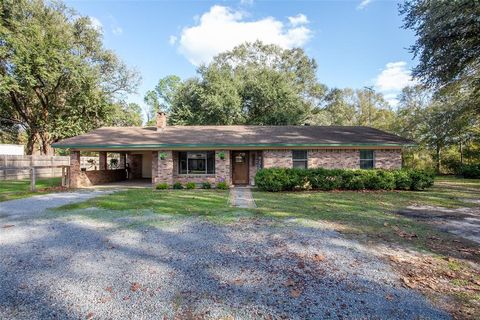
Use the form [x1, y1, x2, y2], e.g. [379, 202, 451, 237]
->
[68, 150, 154, 188]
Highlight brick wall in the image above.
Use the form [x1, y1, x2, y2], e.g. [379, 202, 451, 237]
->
[215, 150, 231, 185]
[263, 150, 292, 168]
[374, 149, 402, 169]
[70, 151, 81, 188]
[152, 150, 231, 187]
[152, 151, 173, 185]
[308, 149, 360, 169]
[263, 148, 402, 170]
[81, 170, 126, 186]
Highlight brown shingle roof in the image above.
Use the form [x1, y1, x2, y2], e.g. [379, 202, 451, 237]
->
[52, 125, 414, 149]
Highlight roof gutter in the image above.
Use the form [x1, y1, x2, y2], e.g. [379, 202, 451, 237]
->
[52, 142, 416, 149]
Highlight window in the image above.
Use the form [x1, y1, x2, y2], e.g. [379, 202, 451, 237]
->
[178, 151, 215, 174]
[292, 150, 308, 169]
[360, 150, 374, 169]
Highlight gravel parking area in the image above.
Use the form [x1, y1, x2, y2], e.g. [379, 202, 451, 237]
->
[0, 196, 449, 319]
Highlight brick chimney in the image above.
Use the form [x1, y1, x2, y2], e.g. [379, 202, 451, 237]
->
[156, 112, 167, 131]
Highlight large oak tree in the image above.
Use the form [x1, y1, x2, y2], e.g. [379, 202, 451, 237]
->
[0, 0, 139, 154]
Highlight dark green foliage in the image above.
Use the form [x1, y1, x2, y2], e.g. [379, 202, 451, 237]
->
[173, 182, 183, 189]
[202, 182, 212, 189]
[216, 182, 228, 190]
[185, 182, 196, 189]
[255, 168, 435, 192]
[457, 164, 480, 179]
[155, 183, 169, 190]
[392, 170, 412, 190]
[407, 169, 435, 190]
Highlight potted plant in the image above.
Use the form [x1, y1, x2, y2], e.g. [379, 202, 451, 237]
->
[218, 152, 225, 160]
[159, 152, 167, 160]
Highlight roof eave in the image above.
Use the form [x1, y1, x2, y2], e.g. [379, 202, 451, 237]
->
[52, 142, 415, 150]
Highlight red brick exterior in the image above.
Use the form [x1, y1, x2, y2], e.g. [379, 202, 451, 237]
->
[374, 149, 402, 169]
[78, 170, 126, 187]
[308, 149, 360, 169]
[70, 148, 402, 188]
[152, 150, 173, 185]
[69, 151, 81, 188]
[154, 150, 231, 187]
[263, 150, 293, 168]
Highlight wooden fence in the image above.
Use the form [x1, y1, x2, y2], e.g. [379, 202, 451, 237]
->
[0, 155, 70, 180]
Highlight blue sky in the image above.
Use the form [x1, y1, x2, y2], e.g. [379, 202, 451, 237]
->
[66, 0, 417, 110]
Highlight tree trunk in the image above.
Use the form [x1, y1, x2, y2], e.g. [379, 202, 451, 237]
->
[436, 144, 441, 174]
[26, 132, 40, 155]
[39, 132, 55, 156]
[459, 141, 464, 165]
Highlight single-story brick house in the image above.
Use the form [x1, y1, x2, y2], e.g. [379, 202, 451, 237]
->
[53, 112, 414, 188]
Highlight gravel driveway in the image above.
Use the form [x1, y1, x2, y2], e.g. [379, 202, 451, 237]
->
[0, 195, 449, 319]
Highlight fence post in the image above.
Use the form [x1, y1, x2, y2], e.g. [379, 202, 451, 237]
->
[30, 167, 36, 192]
[3, 156, 7, 180]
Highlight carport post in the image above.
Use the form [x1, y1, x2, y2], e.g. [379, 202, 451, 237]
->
[30, 167, 36, 192]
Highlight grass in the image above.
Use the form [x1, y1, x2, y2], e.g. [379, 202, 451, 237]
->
[54, 189, 256, 224]
[0, 177, 62, 202]
[253, 176, 480, 251]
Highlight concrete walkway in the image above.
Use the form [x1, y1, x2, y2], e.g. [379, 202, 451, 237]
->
[230, 187, 257, 208]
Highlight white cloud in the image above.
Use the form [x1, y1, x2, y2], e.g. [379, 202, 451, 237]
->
[288, 14, 309, 26]
[169, 35, 177, 45]
[374, 61, 415, 107]
[375, 61, 414, 92]
[89, 17, 103, 31]
[111, 26, 123, 35]
[176, 5, 312, 66]
[357, 0, 373, 10]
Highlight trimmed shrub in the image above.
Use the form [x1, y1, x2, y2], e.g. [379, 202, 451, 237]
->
[202, 182, 212, 189]
[173, 182, 183, 189]
[408, 169, 435, 190]
[216, 181, 229, 190]
[185, 182, 196, 189]
[457, 164, 480, 179]
[392, 170, 412, 190]
[255, 168, 434, 192]
[155, 183, 169, 190]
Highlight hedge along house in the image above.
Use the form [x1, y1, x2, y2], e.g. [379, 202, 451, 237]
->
[52, 112, 415, 188]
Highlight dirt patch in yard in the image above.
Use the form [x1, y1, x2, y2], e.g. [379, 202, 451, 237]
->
[397, 204, 480, 245]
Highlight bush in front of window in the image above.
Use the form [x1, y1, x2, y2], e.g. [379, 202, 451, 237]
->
[216, 181, 228, 190]
[173, 182, 183, 189]
[155, 183, 169, 190]
[255, 168, 434, 192]
[186, 182, 196, 189]
[202, 182, 211, 189]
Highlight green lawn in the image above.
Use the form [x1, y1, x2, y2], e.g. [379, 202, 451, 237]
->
[254, 176, 480, 251]
[54, 189, 254, 224]
[0, 177, 62, 202]
[53, 176, 480, 251]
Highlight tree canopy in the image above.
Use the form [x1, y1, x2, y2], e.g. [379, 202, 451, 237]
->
[168, 41, 326, 125]
[400, 0, 480, 114]
[0, 0, 139, 154]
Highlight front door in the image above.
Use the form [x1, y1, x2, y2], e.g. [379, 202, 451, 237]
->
[232, 151, 249, 185]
